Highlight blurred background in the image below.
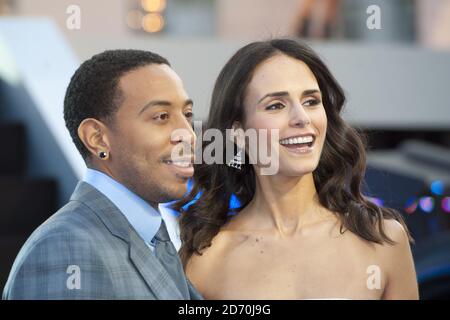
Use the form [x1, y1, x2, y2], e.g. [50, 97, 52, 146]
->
[0, 0, 449, 299]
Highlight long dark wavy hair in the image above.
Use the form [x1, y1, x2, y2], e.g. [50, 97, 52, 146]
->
[173, 39, 412, 267]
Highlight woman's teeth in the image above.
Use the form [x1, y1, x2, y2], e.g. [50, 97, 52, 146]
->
[279, 135, 314, 146]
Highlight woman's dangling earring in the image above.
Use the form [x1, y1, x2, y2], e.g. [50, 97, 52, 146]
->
[228, 148, 243, 170]
[228, 125, 245, 170]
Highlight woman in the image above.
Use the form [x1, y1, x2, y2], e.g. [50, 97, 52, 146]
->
[174, 39, 418, 299]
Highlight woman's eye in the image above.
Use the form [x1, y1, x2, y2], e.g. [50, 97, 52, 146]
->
[154, 113, 169, 121]
[265, 103, 285, 111]
[303, 98, 321, 107]
[184, 111, 194, 119]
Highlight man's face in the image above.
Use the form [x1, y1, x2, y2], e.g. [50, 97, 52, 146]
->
[107, 64, 196, 205]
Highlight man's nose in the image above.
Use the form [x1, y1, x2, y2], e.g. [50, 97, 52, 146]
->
[171, 115, 196, 147]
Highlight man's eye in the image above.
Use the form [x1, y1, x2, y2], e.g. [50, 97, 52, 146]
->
[303, 98, 321, 107]
[265, 103, 285, 111]
[185, 111, 194, 119]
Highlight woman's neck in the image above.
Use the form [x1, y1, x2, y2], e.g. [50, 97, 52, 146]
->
[242, 172, 329, 237]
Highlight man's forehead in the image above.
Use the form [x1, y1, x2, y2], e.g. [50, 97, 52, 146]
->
[119, 64, 184, 94]
[120, 63, 178, 83]
[116, 65, 190, 113]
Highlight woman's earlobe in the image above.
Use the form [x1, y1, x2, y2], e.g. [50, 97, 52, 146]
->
[231, 121, 242, 131]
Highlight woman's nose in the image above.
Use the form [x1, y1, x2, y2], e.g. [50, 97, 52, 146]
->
[288, 104, 311, 127]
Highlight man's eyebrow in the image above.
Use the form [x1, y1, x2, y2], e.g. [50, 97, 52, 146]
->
[257, 89, 321, 104]
[138, 99, 193, 115]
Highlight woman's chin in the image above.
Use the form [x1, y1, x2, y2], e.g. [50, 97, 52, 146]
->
[274, 167, 317, 178]
[274, 160, 319, 177]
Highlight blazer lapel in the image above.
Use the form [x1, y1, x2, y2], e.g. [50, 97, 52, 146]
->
[70, 181, 185, 300]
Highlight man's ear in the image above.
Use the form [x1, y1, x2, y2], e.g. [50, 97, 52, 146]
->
[77, 118, 111, 159]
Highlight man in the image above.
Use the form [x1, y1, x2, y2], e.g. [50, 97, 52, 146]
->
[3, 49, 201, 299]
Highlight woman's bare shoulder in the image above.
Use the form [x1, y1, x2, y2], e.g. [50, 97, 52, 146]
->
[332, 217, 410, 261]
[374, 218, 411, 256]
[376, 218, 418, 299]
[385, 218, 409, 240]
[376, 218, 410, 249]
[185, 226, 250, 297]
[186, 226, 245, 270]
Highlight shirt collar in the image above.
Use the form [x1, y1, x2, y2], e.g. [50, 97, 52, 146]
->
[82, 168, 161, 244]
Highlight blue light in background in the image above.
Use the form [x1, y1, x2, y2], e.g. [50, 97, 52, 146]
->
[367, 196, 384, 207]
[442, 197, 450, 213]
[181, 179, 241, 212]
[404, 196, 418, 214]
[430, 180, 444, 196]
[229, 193, 241, 210]
[419, 196, 435, 213]
[181, 179, 201, 210]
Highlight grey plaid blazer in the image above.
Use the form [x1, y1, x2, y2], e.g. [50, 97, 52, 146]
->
[2, 181, 203, 300]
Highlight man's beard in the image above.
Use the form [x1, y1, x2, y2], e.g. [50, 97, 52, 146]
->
[119, 163, 185, 205]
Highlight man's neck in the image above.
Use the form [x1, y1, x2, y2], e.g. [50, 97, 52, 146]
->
[86, 165, 160, 210]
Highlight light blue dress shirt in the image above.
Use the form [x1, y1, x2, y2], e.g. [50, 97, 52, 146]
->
[83, 168, 162, 251]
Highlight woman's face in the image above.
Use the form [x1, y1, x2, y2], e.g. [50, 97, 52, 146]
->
[242, 53, 327, 177]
